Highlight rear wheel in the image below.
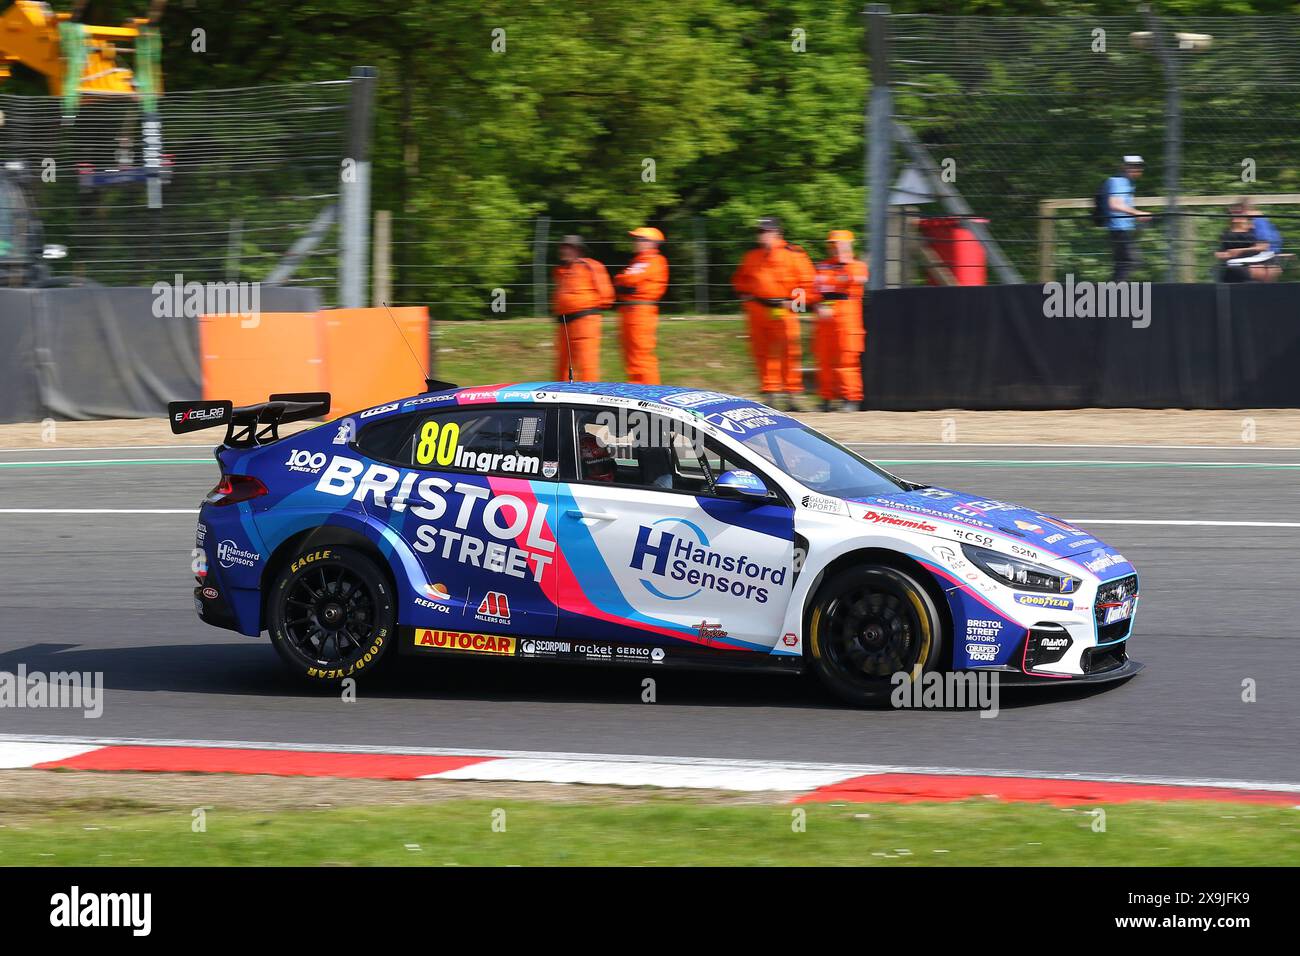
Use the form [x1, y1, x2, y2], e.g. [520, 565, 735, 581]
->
[807, 564, 946, 706]
[267, 545, 395, 682]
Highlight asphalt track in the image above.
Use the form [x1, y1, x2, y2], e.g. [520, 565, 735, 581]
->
[1, 441, 1298, 785]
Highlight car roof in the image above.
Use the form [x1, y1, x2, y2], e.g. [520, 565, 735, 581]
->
[351, 382, 802, 439]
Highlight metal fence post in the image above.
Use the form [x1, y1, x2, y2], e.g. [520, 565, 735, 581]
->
[694, 215, 709, 316]
[533, 216, 551, 318]
[372, 209, 391, 306]
[340, 65, 377, 308]
[866, 4, 892, 292]
[1144, 7, 1181, 283]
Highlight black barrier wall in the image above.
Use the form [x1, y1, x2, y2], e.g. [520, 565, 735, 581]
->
[863, 283, 1300, 410]
[0, 286, 323, 423]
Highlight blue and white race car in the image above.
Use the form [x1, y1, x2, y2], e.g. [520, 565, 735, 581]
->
[171, 382, 1141, 705]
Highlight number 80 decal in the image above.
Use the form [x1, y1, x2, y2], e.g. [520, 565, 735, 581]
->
[415, 420, 461, 466]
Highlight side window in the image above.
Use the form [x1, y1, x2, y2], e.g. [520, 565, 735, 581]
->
[358, 408, 554, 479]
[573, 407, 743, 495]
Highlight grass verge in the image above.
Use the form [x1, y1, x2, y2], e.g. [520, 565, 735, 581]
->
[433, 315, 759, 394]
[2, 792, 1296, 866]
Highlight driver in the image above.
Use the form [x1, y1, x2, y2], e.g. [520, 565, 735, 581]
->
[579, 431, 616, 482]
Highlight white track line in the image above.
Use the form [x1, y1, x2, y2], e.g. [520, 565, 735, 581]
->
[0, 733, 1296, 794]
[846, 441, 1300, 451]
[0, 458, 208, 466]
[0, 508, 198, 514]
[1067, 518, 1300, 528]
[878, 458, 1300, 467]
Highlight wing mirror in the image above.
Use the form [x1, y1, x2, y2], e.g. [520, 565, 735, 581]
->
[715, 469, 770, 500]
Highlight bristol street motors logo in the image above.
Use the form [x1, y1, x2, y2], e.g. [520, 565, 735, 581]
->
[475, 591, 511, 626]
[629, 518, 786, 605]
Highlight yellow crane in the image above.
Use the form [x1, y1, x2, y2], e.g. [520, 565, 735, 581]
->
[0, 0, 163, 97]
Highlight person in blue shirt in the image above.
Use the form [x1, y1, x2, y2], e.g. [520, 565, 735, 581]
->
[1246, 201, 1283, 281]
[1105, 155, 1152, 281]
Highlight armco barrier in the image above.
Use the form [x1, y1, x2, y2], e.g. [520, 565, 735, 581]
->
[0, 286, 322, 424]
[863, 282, 1300, 410]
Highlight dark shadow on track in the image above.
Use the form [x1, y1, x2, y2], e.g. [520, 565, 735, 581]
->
[0, 640, 1136, 713]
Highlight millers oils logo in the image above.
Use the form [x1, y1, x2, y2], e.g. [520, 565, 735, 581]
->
[475, 591, 511, 625]
[412, 629, 516, 655]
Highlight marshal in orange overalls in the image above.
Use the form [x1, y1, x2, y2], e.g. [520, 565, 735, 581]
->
[812, 230, 868, 406]
[731, 223, 817, 399]
[615, 227, 669, 384]
[553, 238, 615, 382]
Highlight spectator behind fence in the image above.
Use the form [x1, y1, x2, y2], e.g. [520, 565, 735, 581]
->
[1215, 205, 1273, 283]
[1099, 155, 1152, 281]
[1245, 200, 1284, 281]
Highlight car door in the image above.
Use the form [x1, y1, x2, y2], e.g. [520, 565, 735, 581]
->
[354, 404, 560, 641]
[556, 405, 794, 655]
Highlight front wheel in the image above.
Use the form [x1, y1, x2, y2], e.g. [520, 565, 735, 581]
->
[267, 545, 396, 682]
[807, 564, 946, 707]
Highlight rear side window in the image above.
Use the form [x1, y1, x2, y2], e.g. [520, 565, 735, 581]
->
[357, 407, 555, 479]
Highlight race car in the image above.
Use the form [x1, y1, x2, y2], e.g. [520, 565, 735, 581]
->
[170, 382, 1141, 705]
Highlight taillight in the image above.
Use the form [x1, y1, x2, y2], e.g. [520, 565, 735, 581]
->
[206, 474, 268, 507]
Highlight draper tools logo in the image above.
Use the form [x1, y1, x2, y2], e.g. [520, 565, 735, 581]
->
[629, 518, 785, 604]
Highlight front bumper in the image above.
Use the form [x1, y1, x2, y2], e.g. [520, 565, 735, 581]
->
[991, 653, 1144, 687]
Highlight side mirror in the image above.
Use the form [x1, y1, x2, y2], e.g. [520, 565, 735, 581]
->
[715, 469, 769, 500]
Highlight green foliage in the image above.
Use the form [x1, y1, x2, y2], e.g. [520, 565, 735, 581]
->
[60, 0, 1300, 307]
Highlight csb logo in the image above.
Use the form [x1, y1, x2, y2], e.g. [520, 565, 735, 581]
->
[475, 591, 511, 625]
[285, 450, 327, 474]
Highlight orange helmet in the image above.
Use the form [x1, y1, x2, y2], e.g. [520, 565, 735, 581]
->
[629, 227, 664, 242]
[827, 229, 855, 243]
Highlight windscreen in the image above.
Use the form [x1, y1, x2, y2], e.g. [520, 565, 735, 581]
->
[740, 426, 905, 499]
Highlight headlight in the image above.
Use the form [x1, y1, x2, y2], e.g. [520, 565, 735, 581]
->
[961, 544, 1081, 594]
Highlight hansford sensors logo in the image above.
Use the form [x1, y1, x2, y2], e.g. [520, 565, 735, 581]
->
[216, 539, 259, 569]
[629, 518, 786, 604]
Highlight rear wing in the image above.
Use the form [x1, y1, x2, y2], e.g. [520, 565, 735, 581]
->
[168, 393, 331, 448]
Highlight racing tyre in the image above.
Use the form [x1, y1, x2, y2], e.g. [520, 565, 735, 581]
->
[267, 545, 396, 682]
[807, 564, 945, 707]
